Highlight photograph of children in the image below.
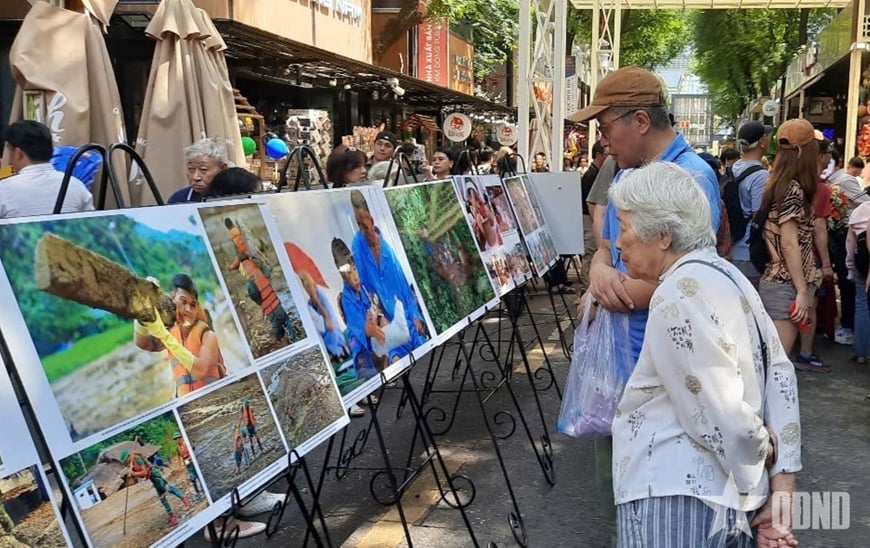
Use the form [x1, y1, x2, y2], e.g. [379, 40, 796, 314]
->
[198, 204, 307, 360]
[485, 183, 519, 235]
[521, 174, 547, 227]
[177, 373, 285, 501]
[526, 233, 547, 276]
[458, 177, 503, 252]
[503, 176, 540, 235]
[0, 210, 249, 442]
[452, 176, 516, 296]
[59, 412, 209, 548]
[0, 465, 67, 547]
[478, 175, 532, 286]
[260, 345, 347, 452]
[266, 188, 432, 403]
[384, 180, 497, 336]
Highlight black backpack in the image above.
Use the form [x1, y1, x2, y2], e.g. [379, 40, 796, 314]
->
[856, 231, 870, 278]
[722, 165, 766, 242]
[747, 204, 771, 274]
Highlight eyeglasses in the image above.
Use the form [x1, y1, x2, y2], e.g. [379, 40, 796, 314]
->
[596, 110, 638, 139]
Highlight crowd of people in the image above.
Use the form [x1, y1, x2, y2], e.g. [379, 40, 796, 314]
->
[5, 60, 869, 545]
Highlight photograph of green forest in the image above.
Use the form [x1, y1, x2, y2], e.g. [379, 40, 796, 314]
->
[0, 211, 249, 442]
[384, 181, 496, 335]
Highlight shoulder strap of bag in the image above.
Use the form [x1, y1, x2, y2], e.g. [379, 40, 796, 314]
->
[734, 164, 765, 184]
[674, 259, 770, 384]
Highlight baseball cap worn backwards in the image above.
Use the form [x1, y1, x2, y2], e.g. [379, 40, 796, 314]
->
[737, 121, 772, 150]
[569, 66, 666, 123]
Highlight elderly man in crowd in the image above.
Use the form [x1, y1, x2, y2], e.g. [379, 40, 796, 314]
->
[169, 138, 228, 203]
[569, 66, 721, 545]
[608, 162, 800, 547]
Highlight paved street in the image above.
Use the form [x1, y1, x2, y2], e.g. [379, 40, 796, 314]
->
[186, 280, 870, 548]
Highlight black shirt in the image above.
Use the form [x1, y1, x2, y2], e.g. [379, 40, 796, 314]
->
[580, 163, 600, 215]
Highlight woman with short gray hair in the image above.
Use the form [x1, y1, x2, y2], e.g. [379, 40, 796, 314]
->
[607, 162, 801, 547]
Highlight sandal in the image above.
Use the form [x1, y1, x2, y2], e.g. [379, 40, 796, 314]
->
[348, 404, 366, 418]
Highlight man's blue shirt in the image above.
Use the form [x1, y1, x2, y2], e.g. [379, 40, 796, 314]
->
[601, 133, 721, 361]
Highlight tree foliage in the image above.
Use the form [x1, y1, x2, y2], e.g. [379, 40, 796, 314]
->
[426, 0, 520, 80]
[692, 9, 836, 121]
[0, 214, 221, 361]
[567, 9, 691, 69]
[61, 412, 179, 483]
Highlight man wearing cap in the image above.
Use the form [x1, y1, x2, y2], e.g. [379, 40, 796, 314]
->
[569, 66, 720, 545]
[370, 131, 398, 167]
[730, 121, 773, 286]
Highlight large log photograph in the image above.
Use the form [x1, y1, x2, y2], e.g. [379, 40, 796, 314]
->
[0, 211, 251, 443]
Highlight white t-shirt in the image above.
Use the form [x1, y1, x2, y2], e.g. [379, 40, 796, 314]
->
[0, 163, 95, 219]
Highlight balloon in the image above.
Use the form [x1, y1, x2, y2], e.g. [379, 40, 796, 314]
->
[265, 138, 289, 159]
[241, 136, 256, 156]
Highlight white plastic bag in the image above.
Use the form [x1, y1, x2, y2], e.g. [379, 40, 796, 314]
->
[557, 297, 633, 437]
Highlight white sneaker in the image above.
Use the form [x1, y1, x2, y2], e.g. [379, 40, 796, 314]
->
[348, 404, 366, 418]
[203, 518, 266, 540]
[238, 491, 286, 517]
[835, 327, 854, 345]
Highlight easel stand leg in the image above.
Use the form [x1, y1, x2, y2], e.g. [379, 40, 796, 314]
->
[518, 286, 563, 399]
[454, 325, 529, 547]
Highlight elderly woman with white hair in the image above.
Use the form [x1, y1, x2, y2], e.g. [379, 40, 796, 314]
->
[608, 162, 801, 548]
[168, 138, 229, 203]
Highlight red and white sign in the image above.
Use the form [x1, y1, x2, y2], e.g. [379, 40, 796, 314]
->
[443, 113, 472, 142]
[497, 123, 518, 146]
[417, 2, 449, 87]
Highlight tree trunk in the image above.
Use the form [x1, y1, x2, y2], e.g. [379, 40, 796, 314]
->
[374, 0, 426, 62]
[798, 8, 809, 45]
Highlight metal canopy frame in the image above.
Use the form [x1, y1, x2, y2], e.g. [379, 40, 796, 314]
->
[519, 0, 854, 171]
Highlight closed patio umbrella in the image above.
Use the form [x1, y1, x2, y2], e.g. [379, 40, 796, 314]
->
[7, 0, 129, 206]
[132, 0, 244, 205]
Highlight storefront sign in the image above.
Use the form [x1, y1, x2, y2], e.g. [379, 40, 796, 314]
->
[444, 113, 472, 142]
[310, 0, 365, 23]
[417, 3, 449, 87]
[497, 123, 519, 146]
[448, 33, 474, 95]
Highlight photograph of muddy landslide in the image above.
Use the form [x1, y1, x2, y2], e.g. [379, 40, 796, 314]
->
[178, 374, 285, 501]
[0, 466, 65, 547]
[260, 345, 346, 451]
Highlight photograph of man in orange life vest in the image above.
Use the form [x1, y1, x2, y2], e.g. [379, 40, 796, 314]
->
[197, 203, 307, 360]
[135, 274, 228, 398]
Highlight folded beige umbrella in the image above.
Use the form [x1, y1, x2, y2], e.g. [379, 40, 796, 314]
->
[132, 0, 244, 205]
[7, 0, 129, 207]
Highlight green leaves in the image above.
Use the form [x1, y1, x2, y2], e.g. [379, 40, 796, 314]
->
[692, 9, 835, 121]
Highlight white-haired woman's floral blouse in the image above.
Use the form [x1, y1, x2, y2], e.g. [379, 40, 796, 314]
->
[612, 247, 802, 510]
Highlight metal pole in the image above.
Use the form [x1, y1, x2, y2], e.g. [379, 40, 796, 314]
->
[518, 0, 532, 164]
[846, 0, 867, 157]
[552, 0, 568, 171]
[612, 1, 622, 70]
[588, 0, 601, 158]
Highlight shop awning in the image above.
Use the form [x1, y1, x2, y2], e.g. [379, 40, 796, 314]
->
[212, 20, 513, 116]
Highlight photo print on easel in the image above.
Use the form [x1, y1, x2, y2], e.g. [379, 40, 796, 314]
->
[0, 210, 249, 444]
[384, 179, 498, 338]
[259, 344, 347, 453]
[59, 411, 210, 548]
[0, 465, 67, 547]
[502, 174, 558, 277]
[265, 188, 435, 406]
[0, 355, 72, 548]
[198, 203, 307, 360]
[177, 373, 286, 502]
[455, 175, 533, 293]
